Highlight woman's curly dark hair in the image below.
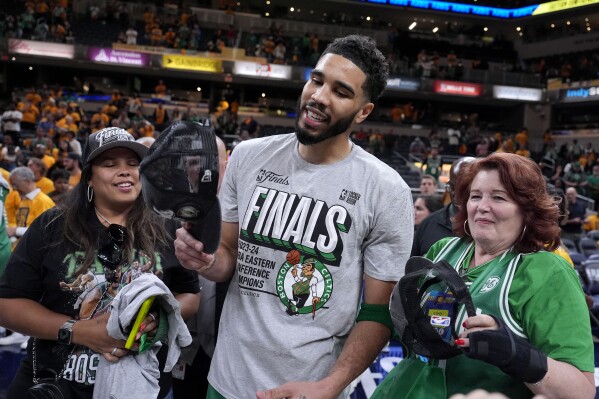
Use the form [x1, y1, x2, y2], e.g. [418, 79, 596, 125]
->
[452, 153, 561, 253]
[321, 34, 389, 103]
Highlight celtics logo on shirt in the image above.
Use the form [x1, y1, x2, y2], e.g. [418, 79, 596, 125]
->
[276, 250, 333, 319]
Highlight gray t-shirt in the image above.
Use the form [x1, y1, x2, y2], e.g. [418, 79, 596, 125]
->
[209, 133, 413, 398]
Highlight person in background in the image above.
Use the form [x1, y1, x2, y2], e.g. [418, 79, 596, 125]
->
[419, 174, 438, 196]
[239, 115, 261, 138]
[562, 187, 586, 243]
[1, 102, 23, 146]
[66, 131, 82, 155]
[6, 166, 55, 242]
[0, 166, 55, 348]
[421, 146, 442, 182]
[174, 35, 413, 399]
[155, 80, 167, 97]
[27, 157, 55, 195]
[172, 136, 228, 399]
[0, 135, 22, 172]
[0, 174, 12, 341]
[375, 152, 594, 398]
[32, 143, 56, 173]
[414, 195, 444, 231]
[563, 161, 587, 196]
[586, 164, 599, 212]
[546, 186, 574, 267]
[0, 128, 200, 398]
[409, 136, 426, 159]
[48, 168, 71, 206]
[0, 174, 11, 275]
[153, 103, 170, 132]
[63, 152, 82, 188]
[412, 157, 475, 256]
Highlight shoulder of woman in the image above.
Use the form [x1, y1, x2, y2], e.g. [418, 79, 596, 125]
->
[518, 250, 576, 278]
[425, 236, 460, 259]
[39, 207, 66, 230]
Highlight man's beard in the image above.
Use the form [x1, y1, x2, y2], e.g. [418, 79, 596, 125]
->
[294, 99, 354, 145]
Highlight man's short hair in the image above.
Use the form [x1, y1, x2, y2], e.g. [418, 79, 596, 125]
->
[10, 166, 35, 182]
[51, 168, 71, 182]
[27, 157, 47, 174]
[321, 35, 389, 102]
[67, 152, 82, 168]
[420, 174, 437, 185]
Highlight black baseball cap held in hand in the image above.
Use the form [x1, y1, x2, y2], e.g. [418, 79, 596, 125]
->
[391, 256, 476, 359]
[140, 120, 221, 254]
[83, 127, 148, 168]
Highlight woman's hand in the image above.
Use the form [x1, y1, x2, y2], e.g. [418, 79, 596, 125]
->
[456, 314, 499, 346]
[73, 313, 129, 362]
[456, 314, 548, 384]
[133, 310, 160, 344]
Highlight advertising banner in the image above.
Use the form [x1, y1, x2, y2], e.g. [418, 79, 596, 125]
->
[560, 86, 599, 102]
[493, 85, 543, 101]
[162, 54, 223, 73]
[88, 47, 149, 66]
[9, 39, 74, 59]
[386, 77, 421, 91]
[433, 80, 482, 96]
[233, 61, 292, 79]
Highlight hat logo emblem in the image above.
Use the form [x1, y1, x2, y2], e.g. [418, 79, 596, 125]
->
[201, 170, 212, 183]
[95, 128, 133, 146]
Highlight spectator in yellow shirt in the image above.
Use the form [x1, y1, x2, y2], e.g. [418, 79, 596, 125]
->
[26, 157, 55, 195]
[32, 144, 56, 173]
[6, 167, 55, 240]
[515, 127, 528, 148]
[63, 152, 82, 187]
[91, 109, 110, 130]
[55, 115, 78, 138]
[20, 101, 39, 131]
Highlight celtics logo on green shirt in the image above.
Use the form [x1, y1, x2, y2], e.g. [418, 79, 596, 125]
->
[479, 276, 501, 293]
[276, 250, 333, 318]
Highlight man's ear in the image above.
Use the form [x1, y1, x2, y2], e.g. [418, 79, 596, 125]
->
[354, 102, 374, 124]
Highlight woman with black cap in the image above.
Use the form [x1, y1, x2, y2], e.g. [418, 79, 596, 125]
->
[0, 127, 200, 399]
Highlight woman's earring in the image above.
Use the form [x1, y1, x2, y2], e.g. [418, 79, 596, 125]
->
[87, 185, 94, 203]
[464, 220, 472, 237]
[519, 225, 527, 242]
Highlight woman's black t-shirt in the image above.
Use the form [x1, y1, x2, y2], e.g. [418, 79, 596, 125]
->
[0, 208, 200, 398]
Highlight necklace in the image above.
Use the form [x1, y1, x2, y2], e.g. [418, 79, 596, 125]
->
[461, 256, 495, 276]
[95, 207, 113, 227]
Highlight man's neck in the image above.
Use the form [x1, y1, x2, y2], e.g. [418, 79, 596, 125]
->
[297, 134, 353, 165]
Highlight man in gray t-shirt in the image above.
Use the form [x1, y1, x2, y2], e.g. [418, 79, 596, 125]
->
[175, 35, 413, 399]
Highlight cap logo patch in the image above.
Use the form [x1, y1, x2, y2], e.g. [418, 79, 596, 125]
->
[430, 315, 451, 328]
[95, 127, 134, 147]
[201, 170, 212, 183]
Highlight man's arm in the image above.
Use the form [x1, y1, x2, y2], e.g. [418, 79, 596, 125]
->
[256, 274, 396, 399]
[175, 221, 239, 282]
[322, 275, 396, 394]
[173, 292, 201, 320]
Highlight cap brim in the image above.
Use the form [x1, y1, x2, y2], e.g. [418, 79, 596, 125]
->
[86, 141, 148, 167]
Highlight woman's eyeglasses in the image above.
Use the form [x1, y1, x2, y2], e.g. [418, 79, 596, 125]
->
[97, 224, 127, 283]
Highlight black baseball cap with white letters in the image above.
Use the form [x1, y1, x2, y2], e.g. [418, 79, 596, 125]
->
[82, 127, 148, 168]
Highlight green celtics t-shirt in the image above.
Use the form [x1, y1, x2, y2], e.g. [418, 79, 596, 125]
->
[425, 237, 594, 398]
